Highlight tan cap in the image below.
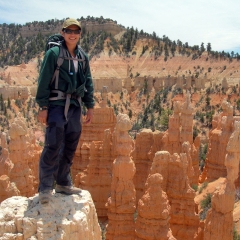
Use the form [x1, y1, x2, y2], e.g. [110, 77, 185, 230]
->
[62, 18, 81, 29]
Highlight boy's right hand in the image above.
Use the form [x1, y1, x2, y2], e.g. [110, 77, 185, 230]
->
[38, 110, 48, 125]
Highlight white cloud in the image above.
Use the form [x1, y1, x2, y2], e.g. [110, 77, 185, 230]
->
[0, 0, 239, 53]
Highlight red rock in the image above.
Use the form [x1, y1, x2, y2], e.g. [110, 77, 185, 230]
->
[0, 116, 41, 201]
[135, 173, 176, 240]
[149, 151, 199, 240]
[204, 100, 234, 182]
[106, 114, 136, 240]
[0, 175, 19, 202]
[203, 121, 240, 240]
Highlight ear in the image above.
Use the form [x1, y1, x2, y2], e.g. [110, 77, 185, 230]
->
[61, 30, 64, 37]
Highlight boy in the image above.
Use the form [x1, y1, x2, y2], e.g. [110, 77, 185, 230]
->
[36, 18, 94, 204]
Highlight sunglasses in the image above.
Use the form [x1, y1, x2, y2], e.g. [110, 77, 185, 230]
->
[63, 29, 81, 34]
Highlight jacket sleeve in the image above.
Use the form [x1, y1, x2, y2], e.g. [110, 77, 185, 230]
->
[36, 49, 57, 107]
[81, 55, 95, 109]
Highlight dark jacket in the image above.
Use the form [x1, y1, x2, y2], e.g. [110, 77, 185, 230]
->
[36, 43, 94, 109]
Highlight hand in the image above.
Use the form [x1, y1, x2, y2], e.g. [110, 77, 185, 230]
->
[84, 108, 93, 124]
[37, 109, 48, 125]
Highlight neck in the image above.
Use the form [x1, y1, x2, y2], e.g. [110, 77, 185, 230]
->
[66, 44, 76, 57]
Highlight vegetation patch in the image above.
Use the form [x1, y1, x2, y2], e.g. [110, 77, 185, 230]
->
[199, 193, 212, 220]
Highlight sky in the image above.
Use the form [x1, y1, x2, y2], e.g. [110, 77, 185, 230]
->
[0, 0, 239, 54]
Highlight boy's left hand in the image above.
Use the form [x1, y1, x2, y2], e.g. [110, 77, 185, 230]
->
[84, 108, 93, 124]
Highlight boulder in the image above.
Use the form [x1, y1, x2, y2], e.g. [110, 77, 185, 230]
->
[0, 190, 101, 240]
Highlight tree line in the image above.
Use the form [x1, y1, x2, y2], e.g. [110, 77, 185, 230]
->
[0, 17, 239, 68]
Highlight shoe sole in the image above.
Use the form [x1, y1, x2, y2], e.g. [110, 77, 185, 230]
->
[40, 198, 50, 204]
[55, 190, 73, 195]
[56, 190, 82, 195]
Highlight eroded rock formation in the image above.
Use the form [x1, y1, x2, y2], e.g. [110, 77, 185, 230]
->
[132, 129, 154, 201]
[203, 121, 240, 240]
[180, 92, 194, 145]
[135, 173, 176, 240]
[73, 102, 117, 217]
[93, 77, 122, 93]
[8, 116, 40, 196]
[148, 151, 199, 240]
[133, 93, 199, 204]
[203, 99, 234, 182]
[75, 129, 115, 217]
[0, 85, 29, 100]
[0, 115, 41, 201]
[106, 114, 136, 240]
[0, 132, 12, 176]
[0, 175, 19, 202]
[72, 107, 116, 178]
[0, 191, 101, 240]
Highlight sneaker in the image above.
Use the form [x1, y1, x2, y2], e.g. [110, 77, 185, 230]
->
[39, 190, 52, 204]
[55, 184, 82, 195]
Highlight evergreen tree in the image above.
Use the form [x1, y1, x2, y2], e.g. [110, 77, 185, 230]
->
[207, 43, 212, 53]
[7, 97, 11, 109]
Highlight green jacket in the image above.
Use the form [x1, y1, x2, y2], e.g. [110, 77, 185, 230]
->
[36, 43, 95, 109]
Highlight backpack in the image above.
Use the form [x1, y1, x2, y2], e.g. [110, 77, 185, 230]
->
[45, 34, 86, 89]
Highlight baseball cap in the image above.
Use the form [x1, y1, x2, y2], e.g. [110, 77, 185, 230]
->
[62, 18, 81, 29]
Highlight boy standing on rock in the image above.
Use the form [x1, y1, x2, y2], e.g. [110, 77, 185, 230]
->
[36, 18, 94, 204]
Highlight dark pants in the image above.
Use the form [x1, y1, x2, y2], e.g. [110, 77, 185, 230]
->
[38, 105, 81, 192]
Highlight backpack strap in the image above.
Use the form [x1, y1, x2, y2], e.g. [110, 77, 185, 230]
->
[50, 46, 65, 89]
[49, 45, 87, 120]
[50, 45, 86, 89]
[78, 46, 86, 73]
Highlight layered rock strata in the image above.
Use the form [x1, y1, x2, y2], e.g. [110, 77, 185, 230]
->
[0, 132, 12, 176]
[73, 98, 117, 217]
[8, 116, 40, 196]
[203, 99, 235, 182]
[161, 92, 195, 155]
[106, 114, 136, 240]
[133, 93, 199, 203]
[0, 115, 41, 201]
[132, 129, 154, 201]
[203, 121, 240, 240]
[135, 173, 176, 240]
[148, 151, 199, 240]
[72, 107, 116, 179]
[75, 129, 115, 217]
[180, 92, 194, 145]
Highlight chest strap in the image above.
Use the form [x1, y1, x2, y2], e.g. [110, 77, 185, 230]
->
[51, 46, 86, 89]
[49, 90, 81, 120]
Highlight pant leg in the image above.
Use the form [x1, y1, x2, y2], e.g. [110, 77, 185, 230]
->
[56, 105, 82, 186]
[38, 105, 66, 192]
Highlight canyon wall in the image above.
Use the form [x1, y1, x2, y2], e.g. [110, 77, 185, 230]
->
[1, 80, 240, 239]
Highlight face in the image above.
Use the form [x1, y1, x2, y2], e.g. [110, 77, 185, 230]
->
[62, 25, 81, 47]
